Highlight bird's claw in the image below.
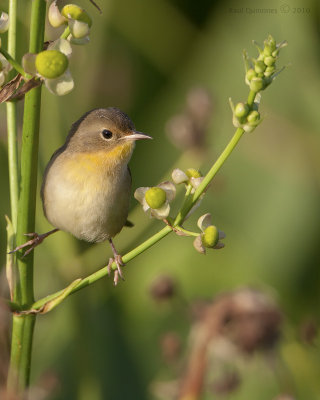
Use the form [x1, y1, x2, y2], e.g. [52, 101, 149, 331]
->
[107, 255, 125, 286]
[9, 232, 45, 257]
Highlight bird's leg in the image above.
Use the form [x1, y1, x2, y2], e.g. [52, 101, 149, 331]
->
[9, 228, 59, 256]
[107, 238, 125, 285]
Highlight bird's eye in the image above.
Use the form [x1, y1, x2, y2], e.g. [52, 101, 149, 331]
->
[101, 129, 113, 139]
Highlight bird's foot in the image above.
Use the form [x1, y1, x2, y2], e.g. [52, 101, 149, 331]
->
[107, 255, 125, 286]
[9, 228, 59, 257]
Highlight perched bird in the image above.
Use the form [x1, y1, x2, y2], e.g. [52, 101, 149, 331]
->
[13, 108, 152, 284]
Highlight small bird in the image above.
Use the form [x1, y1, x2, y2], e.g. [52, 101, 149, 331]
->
[13, 108, 152, 284]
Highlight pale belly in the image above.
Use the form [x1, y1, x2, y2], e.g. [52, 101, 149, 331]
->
[41, 154, 131, 243]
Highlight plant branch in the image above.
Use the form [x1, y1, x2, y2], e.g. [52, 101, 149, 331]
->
[6, 0, 19, 231]
[7, 0, 47, 393]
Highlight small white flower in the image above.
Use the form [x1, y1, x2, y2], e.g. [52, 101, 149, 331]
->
[190, 176, 204, 192]
[48, 2, 92, 44]
[0, 12, 9, 33]
[193, 213, 225, 254]
[68, 34, 90, 45]
[134, 181, 176, 220]
[68, 18, 90, 39]
[172, 168, 188, 185]
[48, 1, 67, 27]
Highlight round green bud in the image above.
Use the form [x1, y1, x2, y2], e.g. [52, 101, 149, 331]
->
[267, 35, 276, 49]
[264, 35, 276, 56]
[264, 65, 275, 77]
[235, 102, 249, 118]
[255, 60, 266, 74]
[257, 53, 264, 62]
[145, 187, 166, 209]
[247, 110, 260, 124]
[250, 77, 264, 92]
[263, 46, 273, 57]
[35, 50, 68, 79]
[61, 4, 92, 27]
[202, 225, 219, 248]
[186, 168, 201, 179]
[264, 56, 276, 67]
[246, 68, 256, 82]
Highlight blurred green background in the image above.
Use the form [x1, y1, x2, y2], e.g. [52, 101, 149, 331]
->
[1, 0, 320, 398]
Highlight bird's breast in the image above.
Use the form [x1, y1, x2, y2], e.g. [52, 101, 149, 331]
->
[42, 150, 132, 242]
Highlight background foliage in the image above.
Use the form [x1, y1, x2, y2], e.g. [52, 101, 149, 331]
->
[1, 0, 320, 398]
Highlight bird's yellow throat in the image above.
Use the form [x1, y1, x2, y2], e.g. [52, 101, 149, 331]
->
[68, 141, 133, 170]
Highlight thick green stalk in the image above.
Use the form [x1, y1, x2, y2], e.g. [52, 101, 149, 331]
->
[6, 0, 19, 231]
[8, 0, 47, 393]
[7, 103, 19, 229]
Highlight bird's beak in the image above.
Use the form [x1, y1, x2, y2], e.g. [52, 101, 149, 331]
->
[122, 131, 153, 141]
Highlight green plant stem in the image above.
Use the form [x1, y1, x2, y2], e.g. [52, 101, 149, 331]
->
[0, 47, 27, 77]
[172, 225, 199, 237]
[7, 0, 47, 393]
[7, 103, 19, 229]
[247, 90, 257, 107]
[174, 127, 245, 226]
[60, 26, 70, 39]
[6, 0, 19, 231]
[31, 225, 173, 310]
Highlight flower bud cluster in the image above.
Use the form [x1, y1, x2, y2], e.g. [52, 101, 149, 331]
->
[245, 35, 287, 92]
[49, 2, 92, 44]
[15, 2, 93, 95]
[229, 99, 261, 133]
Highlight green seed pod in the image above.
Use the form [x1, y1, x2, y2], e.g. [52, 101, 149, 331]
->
[235, 102, 249, 118]
[145, 187, 166, 209]
[250, 77, 264, 92]
[263, 46, 273, 57]
[186, 168, 201, 179]
[264, 35, 276, 56]
[267, 35, 276, 49]
[255, 60, 266, 74]
[61, 4, 92, 27]
[202, 225, 219, 248]
[264, 65, 275, 77]
[264, 56, 276, 67]
[35, 50, 68, 79]
[247, 110, 260, 124]
[246, 68, 256, 82]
